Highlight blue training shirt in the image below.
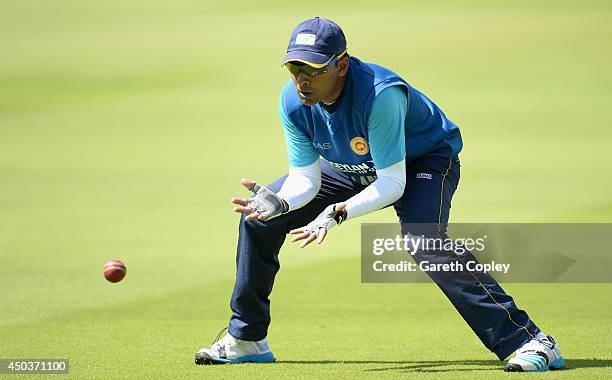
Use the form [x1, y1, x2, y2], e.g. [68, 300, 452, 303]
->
[279, 56, 462, 185]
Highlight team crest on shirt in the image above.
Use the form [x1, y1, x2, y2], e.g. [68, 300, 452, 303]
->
[350, 137, 369, 155]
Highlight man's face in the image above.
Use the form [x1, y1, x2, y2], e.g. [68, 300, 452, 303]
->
[286, 56, 349, 106]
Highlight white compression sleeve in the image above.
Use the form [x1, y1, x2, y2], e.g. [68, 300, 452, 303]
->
[344, 159, 406, 220]
[276, 159, 321, 212]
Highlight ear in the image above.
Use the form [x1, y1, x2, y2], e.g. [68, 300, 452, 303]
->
[337, 56, 349, 77]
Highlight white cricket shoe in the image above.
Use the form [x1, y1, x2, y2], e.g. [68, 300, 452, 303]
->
[505, 333, 565, 372]
[195, 328, 275, 365]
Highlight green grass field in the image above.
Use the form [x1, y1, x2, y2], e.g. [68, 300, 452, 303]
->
[1, 0, 611, 378]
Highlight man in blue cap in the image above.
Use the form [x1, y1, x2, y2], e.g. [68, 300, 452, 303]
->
[195, 17, 564, 372]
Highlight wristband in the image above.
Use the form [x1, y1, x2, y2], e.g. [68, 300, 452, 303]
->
[333, 206, 347, 225]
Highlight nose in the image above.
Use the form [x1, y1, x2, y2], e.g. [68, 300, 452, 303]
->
[297, 71, 311, 86]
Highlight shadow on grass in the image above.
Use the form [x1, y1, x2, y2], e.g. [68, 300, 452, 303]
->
[276, 358, 612, 373]
[277, 360, 498, 373]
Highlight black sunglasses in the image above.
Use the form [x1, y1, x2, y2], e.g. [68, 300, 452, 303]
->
[285, 52, 346, 77]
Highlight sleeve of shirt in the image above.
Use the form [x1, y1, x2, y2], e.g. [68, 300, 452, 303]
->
[367, 85, 407, 169]
[279, 95, 319, 168]
[344, 86, 408, 221]
[275, 93, 321, 211]
[276, 159, 321, 212]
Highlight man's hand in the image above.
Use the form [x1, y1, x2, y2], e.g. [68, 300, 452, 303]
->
[289, 202, 347, 248]
[231, 178, 288, 221]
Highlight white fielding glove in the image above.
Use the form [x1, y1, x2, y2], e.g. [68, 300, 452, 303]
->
[246, 182, 288, 220]
[301, 203, 348, 237]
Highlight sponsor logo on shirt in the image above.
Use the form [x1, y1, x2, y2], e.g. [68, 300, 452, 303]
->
[329, 160, 377, 185]
[350, 136, 369, 155]
[330, 160, 376, 174]
[312, 142, 331, 150]
[416, 173, 432, 180]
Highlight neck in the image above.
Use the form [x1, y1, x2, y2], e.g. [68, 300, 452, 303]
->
[321, 75, 346, 105]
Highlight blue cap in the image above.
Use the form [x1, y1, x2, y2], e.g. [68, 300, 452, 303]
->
[281, 17, 347, 68]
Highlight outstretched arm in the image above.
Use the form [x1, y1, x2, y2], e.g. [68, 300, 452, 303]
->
[230, 95, 322, 221]
[290, 85, 408, 247]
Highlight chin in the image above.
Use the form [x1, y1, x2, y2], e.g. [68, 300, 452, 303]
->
[300, 98, 318, 106]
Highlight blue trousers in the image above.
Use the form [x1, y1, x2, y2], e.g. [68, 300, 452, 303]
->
[228, 156, 540, 360]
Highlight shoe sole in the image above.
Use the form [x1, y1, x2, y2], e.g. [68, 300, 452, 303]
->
[195, 352, 276, 365]
[505, 357, 565, 372]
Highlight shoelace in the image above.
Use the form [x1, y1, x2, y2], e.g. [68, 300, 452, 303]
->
[518, 335, 555, 355]
[541, 335, 556, 349]
[207, 326, 231, 358]
[212, 326, 228, 346]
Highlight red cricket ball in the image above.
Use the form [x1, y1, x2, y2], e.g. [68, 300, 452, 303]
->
[103, 259, 127, 283]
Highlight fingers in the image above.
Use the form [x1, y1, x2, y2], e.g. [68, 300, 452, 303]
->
[232, 205, 269, 220]
[245, 212, 261, 221]
[234, 207, 264, 220]
[316, 228, 327, 244]
[231, 197, 249, 206]
[240, 178, 260, 193]
[231, 198, 260, 217]
[240, 178, 254, 190]
[290, 229, 310, 242]
[231, 195, 258, 218]
[300, 233, 318, 248]
[233, 206, 253, 214]
[231, 197, 253, 214]
[232, 180, 267, 219]
[289, 228, 326, 248]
